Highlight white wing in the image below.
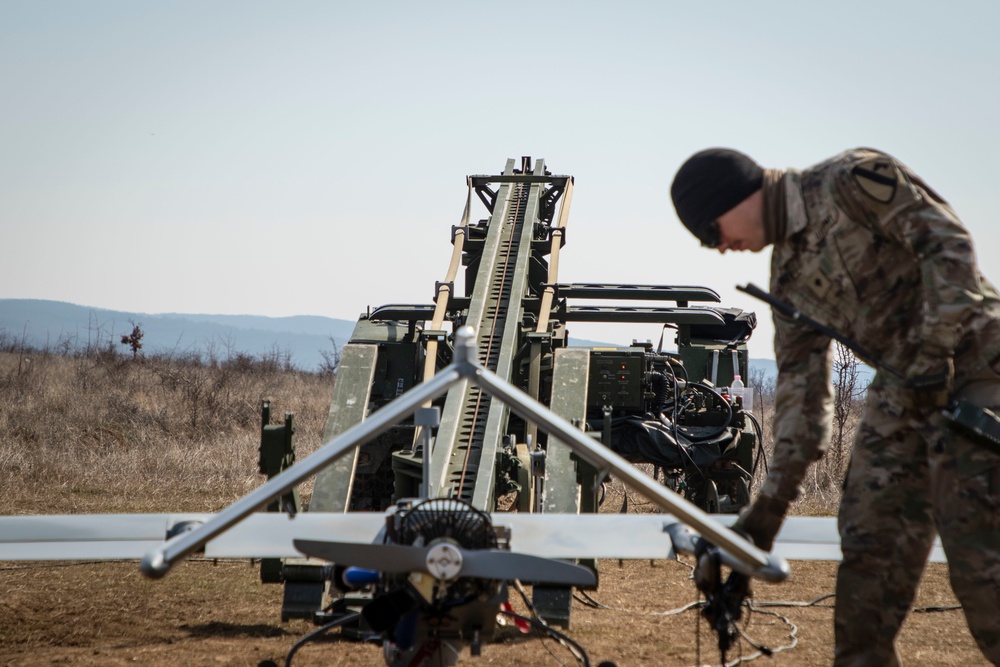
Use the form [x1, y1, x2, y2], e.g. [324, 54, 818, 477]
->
[0, 512, 946, 563]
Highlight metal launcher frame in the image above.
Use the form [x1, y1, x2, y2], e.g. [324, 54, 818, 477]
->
[259, 157, 762, 623]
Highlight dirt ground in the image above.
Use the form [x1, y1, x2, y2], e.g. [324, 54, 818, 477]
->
[0, 553, 984, 667]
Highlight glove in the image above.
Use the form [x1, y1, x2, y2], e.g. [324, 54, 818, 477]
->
[733, 494, 790, 552]
[904, 356, 954, 410]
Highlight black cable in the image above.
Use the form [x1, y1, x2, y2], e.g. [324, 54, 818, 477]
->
[648, 370, 672, 414]
[512, 580, 569, 667]
[662, 360, 684, 450]
[513, 579, 541, 616]
[676, 382, 733, 441]
[498, 610, 591, 667]
[285, 612, 361, 667]
[513, 580, 589, 666]
[657, 412, 709, 479]
[652, 362, 699, 476]
[567, 562, 801, 666]
[756, 592, 954, 613]
[572, 591, 602, 609]
[750, 593, 835, 609]
[726, 603, 799, 665]
[743, 411, 768, 477]
[572, 556, 958, 666]
[914, 604, 962, 612]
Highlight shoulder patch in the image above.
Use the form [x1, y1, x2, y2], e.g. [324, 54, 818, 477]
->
[851, 159, 897, 203]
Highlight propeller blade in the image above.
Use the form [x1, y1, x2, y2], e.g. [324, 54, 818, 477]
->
[460, 550, 596, 587]
[295, 539, 596, 587]
[294, 539, 428, 574]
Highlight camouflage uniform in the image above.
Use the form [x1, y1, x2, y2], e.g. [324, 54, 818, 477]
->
[764, 148, 1000, 666]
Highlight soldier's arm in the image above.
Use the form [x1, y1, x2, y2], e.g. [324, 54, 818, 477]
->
[887, 196, 981, 365]
[736, 310, 832, 550]
[761, 312, 834, 503]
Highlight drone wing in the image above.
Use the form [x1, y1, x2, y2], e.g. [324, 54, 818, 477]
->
[765, 515, 948, 563]
[0, 512, 381, 561]
[0, 512, 946, 564]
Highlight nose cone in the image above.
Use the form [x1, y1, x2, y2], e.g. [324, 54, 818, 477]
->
[425, 542, 464, 581]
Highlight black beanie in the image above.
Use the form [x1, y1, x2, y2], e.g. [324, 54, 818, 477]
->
[670, 148, 764, 245]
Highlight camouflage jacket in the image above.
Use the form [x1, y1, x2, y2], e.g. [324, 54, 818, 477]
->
[761, 147, 1000, 502]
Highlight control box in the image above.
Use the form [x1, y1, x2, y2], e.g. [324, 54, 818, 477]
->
[587, 349, 646, 411]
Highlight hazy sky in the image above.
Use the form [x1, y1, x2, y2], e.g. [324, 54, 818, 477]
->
[3, 2, 999, 360]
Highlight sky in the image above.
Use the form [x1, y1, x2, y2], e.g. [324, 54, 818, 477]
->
[3, 1, 1000, 360]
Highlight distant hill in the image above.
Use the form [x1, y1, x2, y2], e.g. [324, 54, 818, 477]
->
[0, 299, 354, 371]
[0, 299, 781, 375]
[746, 357, 876, 388]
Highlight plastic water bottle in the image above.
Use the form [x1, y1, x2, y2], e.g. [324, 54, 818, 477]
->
[731, 374, 745, 405]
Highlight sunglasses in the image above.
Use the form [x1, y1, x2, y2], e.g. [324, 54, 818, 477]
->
[701, 220, 720, 249]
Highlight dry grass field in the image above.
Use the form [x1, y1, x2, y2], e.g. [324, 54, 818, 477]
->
[0, 348, 986, 666]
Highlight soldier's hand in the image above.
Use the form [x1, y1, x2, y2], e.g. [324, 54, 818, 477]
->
[732, 494, 790, 552]
[904, 357, 954, 410]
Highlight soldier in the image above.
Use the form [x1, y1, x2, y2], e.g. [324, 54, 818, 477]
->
[670, 147, 1000, 666]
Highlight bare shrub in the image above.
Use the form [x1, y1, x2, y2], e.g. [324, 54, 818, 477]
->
[0, 345, 335, 515]
[3, 337, 865, 520]
[120, 320, 144, 359]
[748, 367, 776, 494]
[746, 346, 867, 516]
[799, 344, 867, 509]
[318, 336, 341, 378]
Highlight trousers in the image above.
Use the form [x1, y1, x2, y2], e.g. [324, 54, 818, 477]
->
[834, 358, 1000, 666]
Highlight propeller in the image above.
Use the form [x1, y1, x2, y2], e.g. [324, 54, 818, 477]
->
[293, 538, 596, 587]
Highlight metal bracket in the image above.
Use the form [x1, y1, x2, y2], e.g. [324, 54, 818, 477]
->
[475, 185, 497, 213]
[414, 407, 440, 497]
[530, 447, 546, 515]
[420, 330, 448, 342]
[434, 281, 454, 298]
[593, 467, 611, 492]
[548, 226, 567, 248]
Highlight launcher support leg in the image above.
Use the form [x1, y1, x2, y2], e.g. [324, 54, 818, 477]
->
[535, 347, 592, 626]
[311, 344, 379, 512]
